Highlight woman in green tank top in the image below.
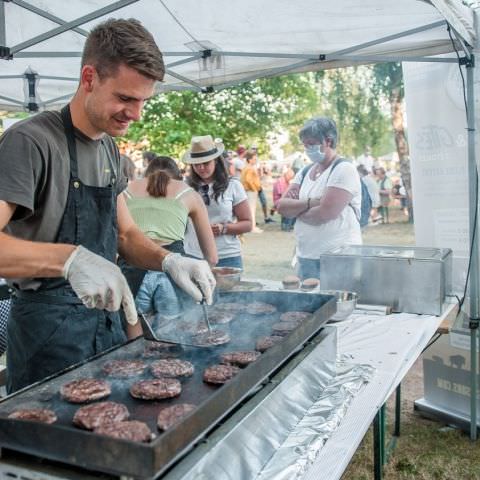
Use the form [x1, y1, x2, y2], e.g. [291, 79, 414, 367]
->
[121, 156, 217, 320]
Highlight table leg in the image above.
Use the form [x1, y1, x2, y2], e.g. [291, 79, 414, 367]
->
[374, 384, 402, 479]
[373, 408, 383, 480]
[394, 384, 401, 437]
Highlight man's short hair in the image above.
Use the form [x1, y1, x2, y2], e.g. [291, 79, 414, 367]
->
[82, 18, 165, 81]
[299, 117, 338, 148]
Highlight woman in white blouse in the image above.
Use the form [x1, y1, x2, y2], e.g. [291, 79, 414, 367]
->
[184, 135, 252, 269]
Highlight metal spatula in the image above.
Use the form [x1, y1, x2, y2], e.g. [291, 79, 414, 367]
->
[139, 313, 203, 348]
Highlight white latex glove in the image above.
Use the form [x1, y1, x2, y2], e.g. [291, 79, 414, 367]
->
[162, 253, 216, 304]
[63, 245, 138, 325]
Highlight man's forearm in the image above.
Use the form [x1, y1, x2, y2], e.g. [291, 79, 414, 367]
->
[0, 232, 75, 278]
[277, 198, 308, 218]
[118, 226, 169, 271]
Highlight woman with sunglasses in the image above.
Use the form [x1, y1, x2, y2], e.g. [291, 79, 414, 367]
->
[184, 136, 252, 270]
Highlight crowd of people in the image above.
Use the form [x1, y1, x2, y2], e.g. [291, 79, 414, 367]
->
[356, 161, 408, 225]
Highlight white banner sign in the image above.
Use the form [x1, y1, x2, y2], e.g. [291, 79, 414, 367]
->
[403, 60, 470, 294]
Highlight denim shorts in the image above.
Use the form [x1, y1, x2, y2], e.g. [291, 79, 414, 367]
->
[258, 189, 267, 207]
[216, 256, 243, 270]
[135, 271, 193, 319]
[296, 257, 321, 280]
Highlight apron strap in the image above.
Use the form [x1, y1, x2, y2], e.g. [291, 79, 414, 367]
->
[60, 104, 79, 179]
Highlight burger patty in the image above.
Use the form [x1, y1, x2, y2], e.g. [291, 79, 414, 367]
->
[73, 401, 129, 430]
[94, 420, 153, 443]
[279, 311, 312, 323]
[144, 340, 176, 351]
[220, 350, 261, 367]
[203, 364, 241, 384]
[192, 330, 230, 346]
[211, 302, 245, 314]
[8, 408, 57, 424]
[102, 360, 147, 378]
[246, 302, 277, 315]
[208, 311, 235, 325]
[143, 341, 179, 358]
[157, 403, 196, 431]
[177, 320, 209, 335]
[150, 359, 194, 378]
[255, 335, 284, 352]
[130, 378, 182, 400]
[60, 379, 111, 403]
[271, 320, 300, 336]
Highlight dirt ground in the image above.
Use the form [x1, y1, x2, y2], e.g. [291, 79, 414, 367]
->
[242, 205, 480, 479]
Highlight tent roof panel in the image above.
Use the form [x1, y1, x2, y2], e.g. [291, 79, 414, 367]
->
[0, 0, 474, 111]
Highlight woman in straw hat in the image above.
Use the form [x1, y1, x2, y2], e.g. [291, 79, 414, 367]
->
[184, 135, 252, 269]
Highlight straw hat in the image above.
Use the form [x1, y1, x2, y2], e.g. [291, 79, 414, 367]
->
[183, 135, 225, 164]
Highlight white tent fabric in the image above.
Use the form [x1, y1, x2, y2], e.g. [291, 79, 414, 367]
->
[0, 0, 475, 112]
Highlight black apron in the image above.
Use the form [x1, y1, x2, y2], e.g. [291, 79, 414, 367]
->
[6, 105, 126, 393]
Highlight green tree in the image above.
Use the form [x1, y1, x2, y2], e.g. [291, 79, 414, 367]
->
[280, 67, 394, 159]
[314, 66, 394, 159]
[372, 62, 412, 219]
[125, 74, 319, 158]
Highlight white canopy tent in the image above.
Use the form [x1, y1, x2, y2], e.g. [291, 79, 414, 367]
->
[1, 0, 480, 440]
[0, 0, 475, 111]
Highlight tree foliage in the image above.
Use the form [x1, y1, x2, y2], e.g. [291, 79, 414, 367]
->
[314, 66, 394, 158]
[124, 65, 397, 164]
[372, 62, 413, 218]
[125, 74, 319, 158]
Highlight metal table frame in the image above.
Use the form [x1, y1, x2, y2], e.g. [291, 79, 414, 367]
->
[373, 385, 401, 480]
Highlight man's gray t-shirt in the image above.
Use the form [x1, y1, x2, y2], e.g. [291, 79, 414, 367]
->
[0, 110, 127, 289]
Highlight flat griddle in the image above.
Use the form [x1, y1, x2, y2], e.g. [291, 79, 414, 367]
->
[0, 290, 335, 479]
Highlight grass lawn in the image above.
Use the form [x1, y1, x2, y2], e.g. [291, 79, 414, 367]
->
[242, 205, 480, 480]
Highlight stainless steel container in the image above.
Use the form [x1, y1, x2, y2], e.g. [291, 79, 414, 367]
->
[319, 245, 452, 315]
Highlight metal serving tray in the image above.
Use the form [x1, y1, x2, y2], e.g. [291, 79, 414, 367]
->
[0, 290, 335, 479]
[319, 244, 452, 315]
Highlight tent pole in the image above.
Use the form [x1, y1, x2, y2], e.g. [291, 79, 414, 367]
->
[0, 1, 5, 46]
[327, 20, 445, 58]
[466, 53, 479, 441]
[0, 93, 23, 106]
[10, 0, 139, 54]
[11, 0, 88, 37]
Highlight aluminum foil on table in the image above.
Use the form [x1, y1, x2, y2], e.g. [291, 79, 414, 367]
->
[166, 327, 374, 480]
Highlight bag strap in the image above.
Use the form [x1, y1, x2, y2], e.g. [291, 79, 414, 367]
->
[298, 163, 314, 187]
[326, 158, 361, 224]
[325, 157, 347, 183]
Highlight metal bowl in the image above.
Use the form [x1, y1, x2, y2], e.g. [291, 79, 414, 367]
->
[212, 267, 242, 291]
[321, 290, 358, 321]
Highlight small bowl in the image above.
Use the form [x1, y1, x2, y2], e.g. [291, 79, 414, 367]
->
[212, 267, 242, 291]
[321, 290, 358, 321]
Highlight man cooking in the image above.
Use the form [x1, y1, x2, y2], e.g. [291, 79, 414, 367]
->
[0, 19, 215, 393]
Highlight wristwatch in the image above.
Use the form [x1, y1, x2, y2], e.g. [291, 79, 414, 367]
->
[307, 198, 311, 210]
[221, 223, 228, 235]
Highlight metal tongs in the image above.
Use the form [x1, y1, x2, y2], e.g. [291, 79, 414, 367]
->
[201, 297, 212, 332]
